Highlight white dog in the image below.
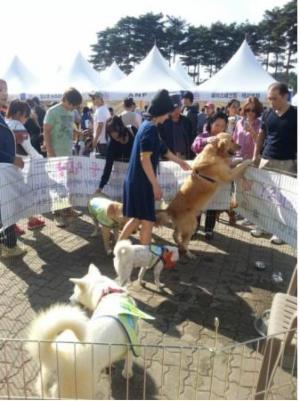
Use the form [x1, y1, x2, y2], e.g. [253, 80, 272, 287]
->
[114, 240, 179, 288]
[26, 264, 153, 399]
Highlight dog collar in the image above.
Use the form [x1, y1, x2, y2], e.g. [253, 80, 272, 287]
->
[192, 171, 217, 183]
[95, 287, 124, 307]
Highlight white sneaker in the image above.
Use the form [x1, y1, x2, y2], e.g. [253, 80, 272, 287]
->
[1, 244, 27, 258]
[270, 235, 283, 245]
[250, 228, 265, 237]
[240, 218, 251, 226]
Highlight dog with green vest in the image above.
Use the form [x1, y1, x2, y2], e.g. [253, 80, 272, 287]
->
[26, 264, 154, 399]
[88, 193, 129, 255]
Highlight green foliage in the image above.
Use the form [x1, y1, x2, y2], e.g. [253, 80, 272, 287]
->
[89, 1, 297, 83]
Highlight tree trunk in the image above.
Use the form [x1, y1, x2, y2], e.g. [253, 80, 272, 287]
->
[285, 47, 292, 81]
[274, 54, 279, 78]
[265, 52, 269, 71]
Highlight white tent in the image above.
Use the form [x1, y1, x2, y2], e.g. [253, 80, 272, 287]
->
[30, 52, 106, 101]
[54, 52, 105, 92]
[291, 93, 297, 106]
[103, 45, 196, 101]
[171, 59, 194, 86]
[196, 40, 277, 102]
[3, 56, 40, 96]
[99, 62, 126, 86]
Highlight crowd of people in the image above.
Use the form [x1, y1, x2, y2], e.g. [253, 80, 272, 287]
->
[0, 78, 297, 258]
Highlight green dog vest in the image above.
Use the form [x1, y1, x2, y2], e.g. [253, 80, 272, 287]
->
[92, 294, 154, 357]
[88, 197, 116, 228]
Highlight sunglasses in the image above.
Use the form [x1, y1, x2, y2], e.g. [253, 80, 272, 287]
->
[245, 108, 255, 113]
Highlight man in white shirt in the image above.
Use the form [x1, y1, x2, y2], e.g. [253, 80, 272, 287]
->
[89, 91, 110, 157]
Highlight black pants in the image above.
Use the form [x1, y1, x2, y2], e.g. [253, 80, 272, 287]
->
[0, 225, 17, 248]
[204, 210, 217, 233]
[96, 143, 107, 158]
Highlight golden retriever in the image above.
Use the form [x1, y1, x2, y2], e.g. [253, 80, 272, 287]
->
[156, 133, 252, 258]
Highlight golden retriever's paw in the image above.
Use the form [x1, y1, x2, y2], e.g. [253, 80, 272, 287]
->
[186, 251, 197, 259]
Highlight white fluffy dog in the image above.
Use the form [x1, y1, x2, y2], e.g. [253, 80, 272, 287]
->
[114, 240, 179, 288]
[26, 264, 153, 399]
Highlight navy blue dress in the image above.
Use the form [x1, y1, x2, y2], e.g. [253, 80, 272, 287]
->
[123, 120, 167, 222]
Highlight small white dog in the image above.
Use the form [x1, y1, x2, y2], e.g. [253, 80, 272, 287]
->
[26, 264, 153, 399]
[114, 240, 179, 288]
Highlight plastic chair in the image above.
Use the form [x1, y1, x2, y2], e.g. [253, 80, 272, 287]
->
[255, 267, 297, 399]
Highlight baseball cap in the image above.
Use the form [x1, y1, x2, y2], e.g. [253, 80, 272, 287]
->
[205, 102, 215, 108]
[88, 91, 104, 99]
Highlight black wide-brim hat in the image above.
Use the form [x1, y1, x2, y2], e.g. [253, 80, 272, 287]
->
[146, 89, 174, 117]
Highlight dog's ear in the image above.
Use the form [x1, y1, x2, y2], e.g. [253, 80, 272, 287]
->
[88, 263, 101, 276]
[69, 278, 85, 288]
[217, 138, 227, 154]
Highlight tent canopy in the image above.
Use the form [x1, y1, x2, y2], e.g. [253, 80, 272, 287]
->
[29, 52, 106, 101]
[196, 40, 276, 102]
[99, 62, 126, 86]
[103, 45, 196, 101]
[53, 52, 104, 91]
[3, 56, 39, 96]
[171, 59, 194, 86]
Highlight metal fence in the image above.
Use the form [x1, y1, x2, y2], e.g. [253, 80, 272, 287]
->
[0, 328, 296, 400]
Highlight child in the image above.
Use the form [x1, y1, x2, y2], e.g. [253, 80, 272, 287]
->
[191, 112, 228, 240]
[6, 100, 45, 232]
[119, 90, 190, 245]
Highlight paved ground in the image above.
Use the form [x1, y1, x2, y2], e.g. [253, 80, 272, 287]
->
[0, 211, 297, 399]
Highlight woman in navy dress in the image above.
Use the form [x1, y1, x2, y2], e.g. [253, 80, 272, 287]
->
[119, 89, 191, 245]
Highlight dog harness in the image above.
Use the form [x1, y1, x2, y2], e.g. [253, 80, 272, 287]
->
[149, 245, 176, 270]
[88, 197, 116, 228]
[92, 292, 154, 357]
[192, 171, 217, 183]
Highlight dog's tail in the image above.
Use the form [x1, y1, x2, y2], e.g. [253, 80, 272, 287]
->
[113, 240, 135, 285]
[113, 239, 133, 258]
[26, 304, 88, 363]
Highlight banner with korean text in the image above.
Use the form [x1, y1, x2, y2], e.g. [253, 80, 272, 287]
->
[0, 157, 231, 230]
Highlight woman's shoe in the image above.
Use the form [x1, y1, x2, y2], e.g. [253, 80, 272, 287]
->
[27, 217, 45, 230]
[1, 244, 27, 258]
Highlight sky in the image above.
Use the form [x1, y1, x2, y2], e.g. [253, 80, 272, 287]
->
[0, 0, 290, 77]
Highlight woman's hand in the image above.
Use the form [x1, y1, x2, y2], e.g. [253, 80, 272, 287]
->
[178, 159, 192, 171]
[153, 182, 162, 200]
[13, 156, 24, 169]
